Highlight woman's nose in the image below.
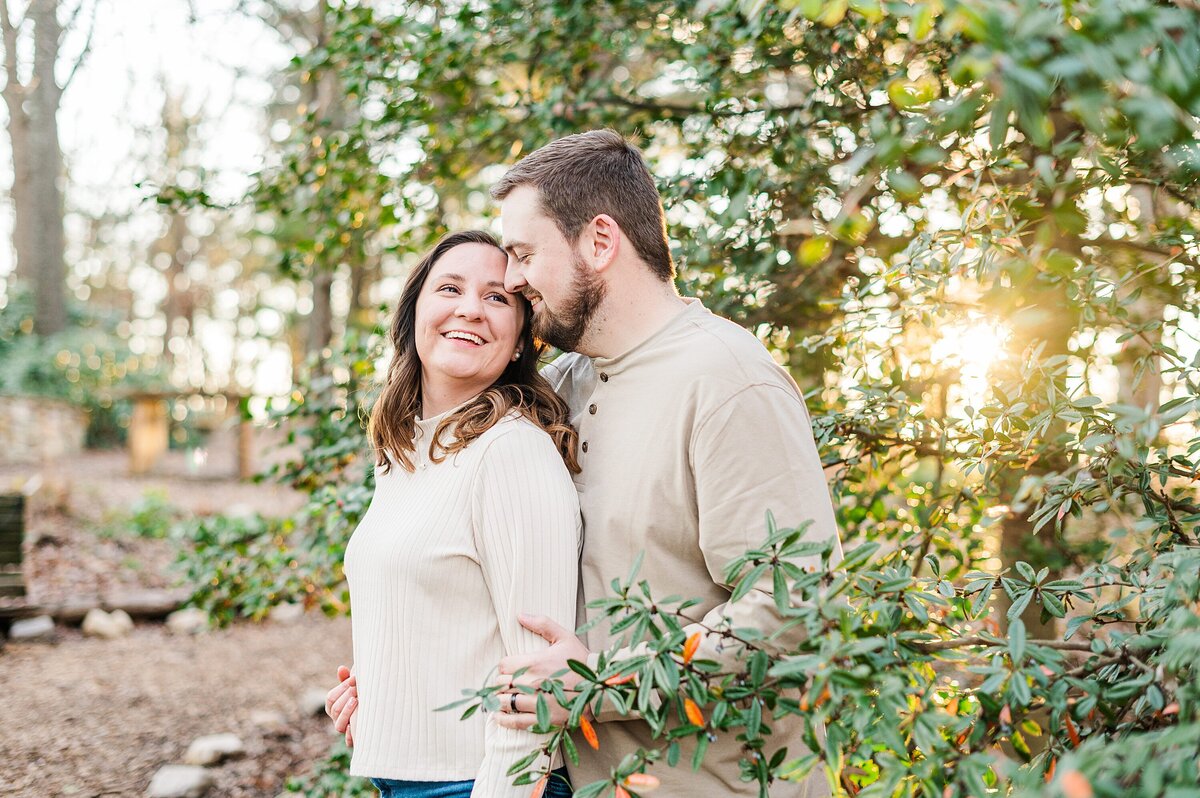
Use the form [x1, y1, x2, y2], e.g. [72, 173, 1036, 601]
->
[454, 292, 485, 319]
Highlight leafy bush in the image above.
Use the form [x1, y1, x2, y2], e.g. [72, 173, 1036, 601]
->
[187, 0, 1200, 794]
[447, 521, 1200, 797]
[173, 330, 381, 626]
[283, 739, 373, 798]
[0, 287, 161, 447]
[97, 489, 181, 539]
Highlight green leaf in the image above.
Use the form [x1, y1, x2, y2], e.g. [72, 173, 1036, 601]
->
[1009, 618, 1027, 664]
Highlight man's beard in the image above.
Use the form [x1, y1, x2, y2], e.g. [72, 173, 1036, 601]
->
[531, 255, 606, 352]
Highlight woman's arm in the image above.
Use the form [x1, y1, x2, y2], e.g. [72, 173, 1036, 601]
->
[469, 424, 581, 798]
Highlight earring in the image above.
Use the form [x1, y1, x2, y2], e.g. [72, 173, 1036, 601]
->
[512, 350, 522, 361]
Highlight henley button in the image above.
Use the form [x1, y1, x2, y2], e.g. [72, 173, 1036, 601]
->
[588, 404, 597, 415]
[599, 372, 609, 382]
[581, 441, 589, 453]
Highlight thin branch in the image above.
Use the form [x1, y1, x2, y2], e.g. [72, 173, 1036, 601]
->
[60, 0, 98, 92]
[909, 635, 1098, 653]
[0, 0, 24, 101]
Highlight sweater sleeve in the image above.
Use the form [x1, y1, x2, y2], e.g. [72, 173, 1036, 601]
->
[469, 423, 581, 798]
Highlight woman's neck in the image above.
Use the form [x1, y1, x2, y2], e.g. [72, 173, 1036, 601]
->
[420, 381, 481, 418]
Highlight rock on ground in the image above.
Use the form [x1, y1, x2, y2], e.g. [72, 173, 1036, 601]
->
[299, 688, 330, 718]
[8, 615, 56, 642]
[167, 607, 210, 635]
[268, 602, 305, 625]
[82, 607, 134, 639]
[183, 733, 246, 766]
[146, 764, 215, 798]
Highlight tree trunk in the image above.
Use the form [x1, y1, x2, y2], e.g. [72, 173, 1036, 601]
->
[307, 268, 334, 357]
[24, 0, 68, 335]
[1, 1, 33, 286]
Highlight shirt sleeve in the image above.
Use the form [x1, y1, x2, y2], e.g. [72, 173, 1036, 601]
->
[469, 423, 582, 798]
[592, 382, 842, 723]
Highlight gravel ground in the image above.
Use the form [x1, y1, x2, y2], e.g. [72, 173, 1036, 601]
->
[0, 615, 353, 797]
[0, 436, 357, 797]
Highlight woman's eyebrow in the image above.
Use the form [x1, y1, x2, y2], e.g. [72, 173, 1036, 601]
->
[434, 272, 508, 290]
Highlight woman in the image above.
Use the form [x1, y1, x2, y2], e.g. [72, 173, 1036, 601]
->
[330, 230, 579, 798]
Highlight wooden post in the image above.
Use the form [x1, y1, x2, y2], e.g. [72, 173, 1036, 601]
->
[237, 418, 254, 480]
[0, 494, 25, 599]
[129, 396, 169, 475]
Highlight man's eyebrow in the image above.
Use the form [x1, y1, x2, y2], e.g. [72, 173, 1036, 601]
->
[502, 240, 531, 253]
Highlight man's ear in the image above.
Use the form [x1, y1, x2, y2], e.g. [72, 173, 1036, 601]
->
[583, 214, 621, 273]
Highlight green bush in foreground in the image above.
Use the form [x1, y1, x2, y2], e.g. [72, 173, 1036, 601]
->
[446, 520, 1199, 798]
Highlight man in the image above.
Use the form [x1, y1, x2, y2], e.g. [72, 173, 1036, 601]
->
[328, 129, 841, 796]
[489, 129, 841, 797]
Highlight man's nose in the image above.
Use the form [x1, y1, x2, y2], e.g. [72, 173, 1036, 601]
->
[504, 256, 527, 294]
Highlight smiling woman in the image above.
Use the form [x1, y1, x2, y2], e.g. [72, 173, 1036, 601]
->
[366, 230, 578, 475]
[334, 230, 581, 798]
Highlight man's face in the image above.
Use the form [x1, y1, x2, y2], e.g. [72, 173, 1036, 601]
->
[500, 185, 605, 352]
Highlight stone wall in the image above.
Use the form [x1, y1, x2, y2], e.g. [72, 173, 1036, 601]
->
[0, 396, 88, 465]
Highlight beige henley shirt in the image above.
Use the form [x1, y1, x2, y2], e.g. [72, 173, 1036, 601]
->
[545, 298, 842, 798]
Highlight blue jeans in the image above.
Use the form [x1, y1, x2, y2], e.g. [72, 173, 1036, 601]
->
[371, 767, 572, 797]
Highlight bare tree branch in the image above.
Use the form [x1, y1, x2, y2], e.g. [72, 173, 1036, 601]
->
[236, 0, 315, 48]
[60, 0, 99, 91]
[0, 0, 25, 103]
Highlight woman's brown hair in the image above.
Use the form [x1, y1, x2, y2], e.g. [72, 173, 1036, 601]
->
[367, 230, 579, 474]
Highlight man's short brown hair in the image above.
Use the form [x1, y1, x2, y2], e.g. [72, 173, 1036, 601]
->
[491, 129, 674, 281]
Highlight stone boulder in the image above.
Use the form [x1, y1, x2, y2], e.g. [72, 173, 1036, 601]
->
[146, 765, 214, 798]
[183, 733, 245, 766]
[166, 608, 210, 636]
[9, 615, 56, 642]
[82, 608, 134, 639]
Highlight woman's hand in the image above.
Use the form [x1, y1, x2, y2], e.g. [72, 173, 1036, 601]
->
[325, 664, 358, 746]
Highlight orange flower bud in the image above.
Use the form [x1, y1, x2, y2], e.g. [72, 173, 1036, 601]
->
[684, 698, 704, 727]
[1060, 770, 1094, 798]
[580, 715, 600, 750]
[615, 787, 631, 798]
[1064, 714, 1081, 748]
[605, 671, 637, 686]
[624, 773, 661, 793]
[682, 632, 701, 664]
[531, 775, 548, 798]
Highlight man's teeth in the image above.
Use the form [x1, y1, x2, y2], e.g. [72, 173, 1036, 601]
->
[444, 331, 485, 345]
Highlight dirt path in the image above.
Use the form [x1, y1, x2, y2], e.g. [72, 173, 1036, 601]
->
[0, 439, 358, 797]
[0, 614, 354, 797]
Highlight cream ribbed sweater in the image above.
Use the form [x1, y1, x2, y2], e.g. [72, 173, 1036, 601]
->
[343, 409, 581, 796]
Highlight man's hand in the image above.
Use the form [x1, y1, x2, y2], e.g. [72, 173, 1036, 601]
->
[325, 664, 358, 747]
[494, 614, 592, 730]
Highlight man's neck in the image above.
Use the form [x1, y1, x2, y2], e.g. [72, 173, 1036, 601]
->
[577, 279, 688, 359]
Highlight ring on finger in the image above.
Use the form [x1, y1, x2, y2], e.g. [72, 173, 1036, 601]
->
[509, 693, 519, 713]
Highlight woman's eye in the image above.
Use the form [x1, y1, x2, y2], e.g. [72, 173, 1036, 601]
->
[438, 284, 460, 293]
[487, 293, 510, 304]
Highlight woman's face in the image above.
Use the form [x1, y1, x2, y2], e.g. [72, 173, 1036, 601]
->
[413, 243, 524, 405]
